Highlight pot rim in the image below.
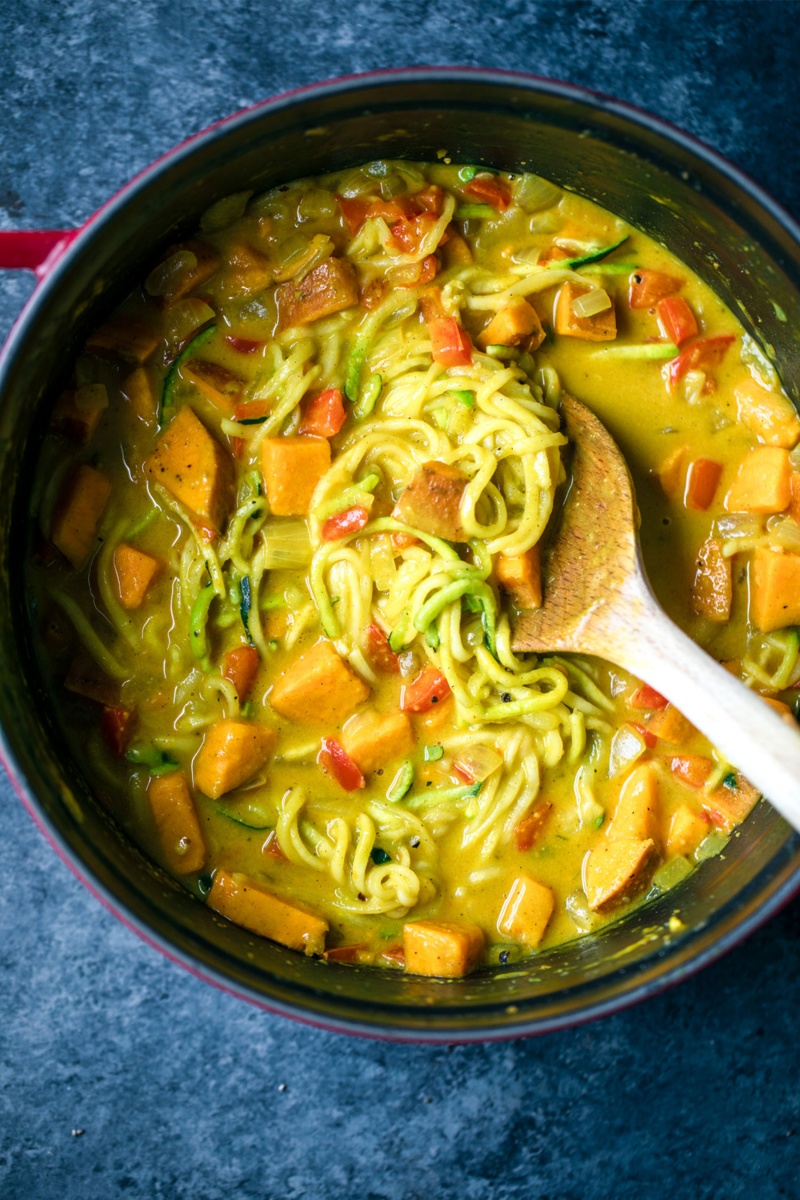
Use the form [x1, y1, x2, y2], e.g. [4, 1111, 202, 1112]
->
[2, 66, 800, 1042]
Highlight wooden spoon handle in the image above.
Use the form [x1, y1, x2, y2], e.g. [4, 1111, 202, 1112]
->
[621, 589, 800, 831]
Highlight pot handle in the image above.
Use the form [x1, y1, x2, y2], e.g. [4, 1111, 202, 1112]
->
[0, 229, 78, 279]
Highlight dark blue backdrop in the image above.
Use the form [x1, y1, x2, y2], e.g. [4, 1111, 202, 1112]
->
[2, 3, 799, 1197]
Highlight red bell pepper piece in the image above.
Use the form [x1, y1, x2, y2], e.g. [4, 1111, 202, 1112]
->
[389, 212, 439, 256]
[318, 738, 366, 791]
[464, 175, 511, 211]
[428, 317, 473, 367]
[684, 457, 723, 511]
[628, 721, 658, 750]
[363, 623, 402, 674]
[222, 644, 260, 701]
[402, 666, 451, 713]
[630, 684, 669, 711]
[628, 269, 684, 309]
[321, 505, 370, 542]
[225, 334, 264, 354]
[668, 335, 736, 386]
[657, 296, 698, 346]
[100, 706, 136, 757]
[299, 387, 346, 437]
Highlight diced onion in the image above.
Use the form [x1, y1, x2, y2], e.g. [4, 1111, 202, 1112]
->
[513, 173, 562, 213]
[766, 515, 800, 552]
[570, 288, 611, 318]
[261, 521, 312, 569]
[145, 251, 197, 298]
[713, 513, 765, 540]
[608, 725, 646, 777]
[453, 744, 503, 783]
[199, 189, 253, 233]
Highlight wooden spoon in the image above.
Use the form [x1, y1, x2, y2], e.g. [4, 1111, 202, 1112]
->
[513, 392, 800, 831]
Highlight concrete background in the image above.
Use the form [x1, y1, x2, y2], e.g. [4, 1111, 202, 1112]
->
[2, 2, 800, 1196]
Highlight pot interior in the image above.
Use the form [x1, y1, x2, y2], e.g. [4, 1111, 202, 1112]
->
[2, 73, 799, 1037]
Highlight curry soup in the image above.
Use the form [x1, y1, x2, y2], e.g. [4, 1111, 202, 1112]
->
[28, 160, 800, 977]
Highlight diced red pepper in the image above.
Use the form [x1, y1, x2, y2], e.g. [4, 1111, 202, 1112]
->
[394, 255, 439, 289]
[100, 706, 136, 757]
[402, 665, 451, 713]
[222, 644, 260, 701]
[428, 317, 473, 367]
[628, 269, 684, 309]
[657, 296, 698, 346]
[336, 194, 420, 236]
[389, 212, 440, 256]
[299, 387, 346, 437]
[337, 196, 372, 236]
[321, 505, 370, 542]
[464, 175, 512, 211]
[628, 721, 658, 749]
[684, 457, 723, 512]
[225, 334, 264, 354]
[380, 944, 406, 967]
[413, 185, 445, 214]
[318, 737, 366, 791]
[363, 623, 401, 674]
[668, 335, 736, 386]
[630, 684, 669, 710]
[670, 755, 715, 787]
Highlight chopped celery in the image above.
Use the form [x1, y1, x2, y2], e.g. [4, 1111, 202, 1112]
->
[449, 389, 475, 408]
[424, 745, 444, 762]
[652, 855, 693, 892]
[694, 830, 730, 862]
[458, 165, 480, 182]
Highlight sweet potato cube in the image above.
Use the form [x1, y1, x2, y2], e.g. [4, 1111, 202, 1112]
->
[181, 359, 245, 411]
[583, 837, 655, 911]
[691, 537, 732, 622]
[392, 461, 469, 541]
[750, 546, 800, 632]
[269, 639, 370, 727]
[50, 385, 108, 444]
[403, 920, 485, 977]
[157, 240, 221, 304]
[665, 803, 708, 858]
[85, 316, 160, 364]
[647, 703, 694, 744]
[496, 546, 542, 610]
[477, 297, 544, 351]
[147, 772, 206, 875]
[276, 256, 359, 329]
[51, 464, 112, 568]
[496, 873, 554, 948]
[734, 379, 800, 449]
[194, 720, 278, 799]
[341, 710, 415, 775]
[705, 773, 760, 830]
[261, 435, 330, 517]
[145, 405, 235, 534]
[610, 763, 660, 843]
[122, 367, 158, 425]
[554, 283, 617, 341]
[209, 868, 328, 955]
[725, 446, 792, 514]
[113, 543, 162, 610]
[654, 444, 688, 501]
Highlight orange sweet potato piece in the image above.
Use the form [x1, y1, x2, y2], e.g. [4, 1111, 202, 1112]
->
[554, 283, 616, 341]
[156, 239, 221, 304]
[583, 837, 656, 912]
[222, 644, 260, 702]
[403, 920, 485, 977]
[276, 256, 358, 328]
[121, 367, 159, 425]
[181, 359, 245, 411]
[50, 385, 108, 444]
[496, 874, 554, 947]
[704, 773, 761, 830]
[269, 639, 370, 727]
[734, 379, 800, 449]
[194, 720, 278, 799]
[684, 458, 723, 511]
[477, 297, 544, 351]
[750, 546, 800, 632]
[724, 446, 792, 514]
[654, 444, 688, 501]
[113, 543, 162, 610]
[513, 801, 553, 852]
[665, 803, 709, 858]
[496, 546, 542, 610]
[145, 405, 235, 534]
[392, 461, 469, 541]
[646, 703, 694, 744]
[690, 537, 732, 622]
[340, 710, 415, 775]
[609, 763, 660, 843]
[261, 434, 330, 517]
[51, 464, 112, 568]
[147, 772, 206, 875]
[208, 868, 327, 955]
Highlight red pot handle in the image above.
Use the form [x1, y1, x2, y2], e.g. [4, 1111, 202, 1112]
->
[0, 229, 78, 278]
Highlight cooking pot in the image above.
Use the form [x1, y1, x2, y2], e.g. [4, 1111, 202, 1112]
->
[2, 68, 799, 1041]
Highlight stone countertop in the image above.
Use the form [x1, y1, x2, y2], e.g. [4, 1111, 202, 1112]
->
[1, 2, 799, 1197]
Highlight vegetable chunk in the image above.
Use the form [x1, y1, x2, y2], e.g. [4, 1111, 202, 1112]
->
[583, 837, 656, 911]
[497, 874, 554, 947]
[609, 763, 660, 843]
[51, 464, 112, 568]
[341, 710, 415, 775]
[148, 773, 206, 875]
[477, 297, 544, 351]
[690, 537, 732, 622]
[194, 719, 278, 799]
[734, 379, 800, 449]
[496, 546, 542, 610]
[261, 435, 331, 516]
[403, 920, 485, 977]
[724, 446, 791, 514]
[554, 283, 616, 341]
[269, 639, 370, 726]
[209, 868, 328, 955]
[276, 257, 358, 328]
[113, 543, 162, 610]
[392, 460, 469, 541]
[750, 546, 800, 632]
[145, 405, 234, 534]
[665, 804, 708, 858]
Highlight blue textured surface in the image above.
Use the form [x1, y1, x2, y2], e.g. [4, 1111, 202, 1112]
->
[2, 2, 800, 1197]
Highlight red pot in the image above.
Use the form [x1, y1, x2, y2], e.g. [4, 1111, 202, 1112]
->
[1, 69, 799, 1041]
